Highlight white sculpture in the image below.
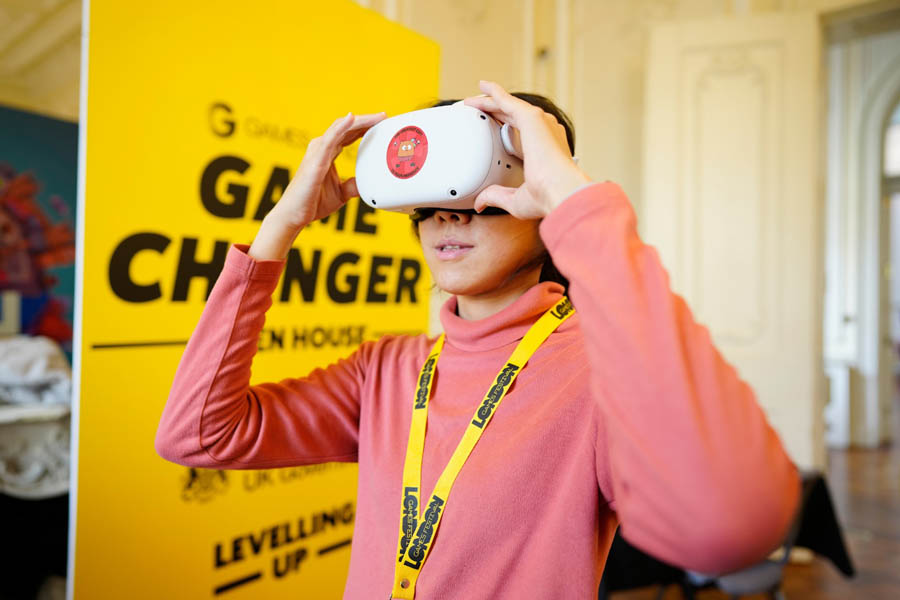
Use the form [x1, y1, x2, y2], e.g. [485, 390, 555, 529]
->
[0, 334, 72, 499]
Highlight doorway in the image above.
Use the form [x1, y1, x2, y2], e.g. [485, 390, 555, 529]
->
[822, 9, 900, 450]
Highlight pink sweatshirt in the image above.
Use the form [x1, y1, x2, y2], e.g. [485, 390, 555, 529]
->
[155, 181, 801, 599]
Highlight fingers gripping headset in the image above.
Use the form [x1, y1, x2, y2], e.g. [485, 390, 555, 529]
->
[354, 101, 579, 217]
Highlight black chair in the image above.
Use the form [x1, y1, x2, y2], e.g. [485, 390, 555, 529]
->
[681, 476, 813, 599]
[598, 471, 854, 600]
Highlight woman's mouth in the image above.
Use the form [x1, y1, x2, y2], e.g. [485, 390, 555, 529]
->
[435, 240, 474, 260]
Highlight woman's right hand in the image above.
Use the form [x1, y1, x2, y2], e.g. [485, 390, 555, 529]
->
[277, 111, 387, 230]
[248, 111, 387, 261]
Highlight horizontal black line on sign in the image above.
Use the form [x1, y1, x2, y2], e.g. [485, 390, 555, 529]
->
[91, 340, 188, 349]
[370, 330, 424, 337]
[213, 572, 262, 595]
[318, 537, 352, 555]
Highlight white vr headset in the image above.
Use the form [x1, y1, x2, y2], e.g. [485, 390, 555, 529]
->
[355, 100, 577, 215]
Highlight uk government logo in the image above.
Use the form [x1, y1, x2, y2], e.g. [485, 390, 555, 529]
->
[181, 468, 229, 503]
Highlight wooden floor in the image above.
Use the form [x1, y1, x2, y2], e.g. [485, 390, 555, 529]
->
[613, 409, 900, 599]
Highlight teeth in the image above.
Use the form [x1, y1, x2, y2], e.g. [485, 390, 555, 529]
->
[441, 245, 461, 251]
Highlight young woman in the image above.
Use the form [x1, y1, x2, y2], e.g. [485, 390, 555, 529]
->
[155, 80, 801, 599]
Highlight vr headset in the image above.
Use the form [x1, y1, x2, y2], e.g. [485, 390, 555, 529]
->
[354, 101, 533, 216]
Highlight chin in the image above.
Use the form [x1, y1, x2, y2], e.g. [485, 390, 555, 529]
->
[434, 275, 488, 296]
[430, 266, 495, 297]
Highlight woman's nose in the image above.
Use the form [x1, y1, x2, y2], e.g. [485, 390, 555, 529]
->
[434, 210, 472, 224]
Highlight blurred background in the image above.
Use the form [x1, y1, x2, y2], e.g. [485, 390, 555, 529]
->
[1, 0, 899, 598]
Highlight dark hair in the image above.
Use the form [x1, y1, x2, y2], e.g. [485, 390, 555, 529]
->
[428, 92, 576, 156]
[411, 91, 572, 292]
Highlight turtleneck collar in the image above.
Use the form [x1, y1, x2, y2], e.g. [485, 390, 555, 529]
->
[439, 281, 566, 352]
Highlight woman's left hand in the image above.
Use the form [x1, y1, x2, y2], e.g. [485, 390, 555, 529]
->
[463, 80, 593, 219]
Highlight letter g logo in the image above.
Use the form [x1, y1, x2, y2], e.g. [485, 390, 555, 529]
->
[209, 102, 236, 137]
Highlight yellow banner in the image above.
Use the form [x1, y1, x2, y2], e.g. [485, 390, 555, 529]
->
[74, 1, 438, 598]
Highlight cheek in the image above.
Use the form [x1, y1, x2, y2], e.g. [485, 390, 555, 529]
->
[471, 235, 537, 279]
[417, 221, 436, 245]
[490, 224, 542, 260]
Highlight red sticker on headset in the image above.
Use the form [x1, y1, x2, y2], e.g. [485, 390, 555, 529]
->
[387, 126, 428, 179]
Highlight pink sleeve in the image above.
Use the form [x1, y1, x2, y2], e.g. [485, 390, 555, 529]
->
[538, 181, 801, 574]
[154, 243, 373, 469]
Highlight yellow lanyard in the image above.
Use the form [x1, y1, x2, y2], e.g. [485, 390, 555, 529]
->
[390, 296, 575, 599]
